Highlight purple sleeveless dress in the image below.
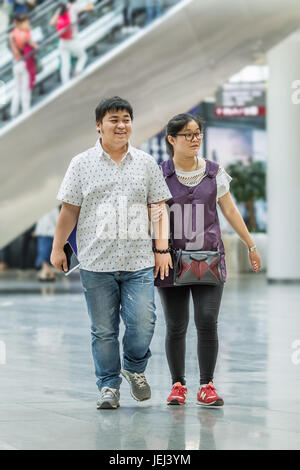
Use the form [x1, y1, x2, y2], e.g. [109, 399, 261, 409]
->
[154, 157, 226, 288]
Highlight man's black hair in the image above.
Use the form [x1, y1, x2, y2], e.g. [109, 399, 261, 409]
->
[95, 96, 133, 124]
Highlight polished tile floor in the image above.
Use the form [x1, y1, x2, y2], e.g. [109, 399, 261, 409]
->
[0, 270, 299, 450]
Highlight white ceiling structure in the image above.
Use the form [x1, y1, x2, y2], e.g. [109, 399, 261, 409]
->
[1, 0, 300, 248]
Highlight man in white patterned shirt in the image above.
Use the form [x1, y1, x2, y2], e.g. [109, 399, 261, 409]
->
[51, 96, 172, 409]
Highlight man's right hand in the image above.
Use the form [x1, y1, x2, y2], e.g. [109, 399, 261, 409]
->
[50, 248, 68, 273]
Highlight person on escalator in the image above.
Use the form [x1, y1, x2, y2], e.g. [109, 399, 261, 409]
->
[34, 207, 60, 281]
[6, 0, 27, 23]
[9, 13, 38, 117]
[50, 0, 94, 84]
[122, 0, 140, 33]
[145, 0, 162, 25]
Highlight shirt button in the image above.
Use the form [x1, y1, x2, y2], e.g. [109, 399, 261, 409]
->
[188, 194, 193, 200]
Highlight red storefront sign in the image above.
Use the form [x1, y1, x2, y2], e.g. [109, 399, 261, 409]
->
[214, 106, 266, 117]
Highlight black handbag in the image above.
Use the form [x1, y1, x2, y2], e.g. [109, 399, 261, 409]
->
[172, 249, 224, 286]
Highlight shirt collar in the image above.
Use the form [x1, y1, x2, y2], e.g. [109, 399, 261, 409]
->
[95, 138, 134, 161]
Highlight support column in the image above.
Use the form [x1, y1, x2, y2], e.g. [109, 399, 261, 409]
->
[267, 33, 300, 281]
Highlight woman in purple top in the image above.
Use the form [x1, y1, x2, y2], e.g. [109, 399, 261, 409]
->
[154, 113, 261, 407]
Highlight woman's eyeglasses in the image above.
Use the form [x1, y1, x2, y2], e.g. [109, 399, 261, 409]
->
[175, 132, 204, 142]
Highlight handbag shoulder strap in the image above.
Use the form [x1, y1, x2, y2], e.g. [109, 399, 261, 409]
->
[160, 158, 175, 179]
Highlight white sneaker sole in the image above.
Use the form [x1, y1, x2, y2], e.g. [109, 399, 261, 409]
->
[196, 399, 224, 407]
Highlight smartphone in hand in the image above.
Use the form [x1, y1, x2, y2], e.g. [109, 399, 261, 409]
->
[63, 242, 80, 276]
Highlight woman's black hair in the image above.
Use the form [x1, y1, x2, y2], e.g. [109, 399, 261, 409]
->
[95, 96, 133, 125]
[165, 113, 204, 156]
[14, 13, 30, 23]
[58, 2, 68, 16]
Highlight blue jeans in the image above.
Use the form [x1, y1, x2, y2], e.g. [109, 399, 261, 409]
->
[35, 236, 53, 268]
[80, 267, 156, 390]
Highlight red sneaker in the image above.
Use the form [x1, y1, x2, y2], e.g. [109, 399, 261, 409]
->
[197, 382, 224, 407]
[167, 382, 187, 405]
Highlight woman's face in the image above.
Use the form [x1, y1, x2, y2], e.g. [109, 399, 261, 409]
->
[168, 120, 203, 158]
[18, 19, 30, 31]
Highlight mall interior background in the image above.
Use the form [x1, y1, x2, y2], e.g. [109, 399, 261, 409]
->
[0, 0, 300, 451]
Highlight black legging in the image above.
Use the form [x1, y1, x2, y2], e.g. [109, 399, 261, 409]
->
[157, 283, 224, 386]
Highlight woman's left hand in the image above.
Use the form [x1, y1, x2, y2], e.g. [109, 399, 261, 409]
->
[249, 249, 261, 272]
[154, 253, 173, 280]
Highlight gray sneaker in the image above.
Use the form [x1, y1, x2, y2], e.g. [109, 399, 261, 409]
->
[97, 387, 120, 409]
[121, 369, 151, 401]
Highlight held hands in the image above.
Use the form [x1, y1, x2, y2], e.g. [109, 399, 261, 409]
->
[149, 202, 172, 279]
[154, 253, 173, 280]
[249, 249, 261, 272]
[50, 248, 68, 273]
[148, 204, 163, 223]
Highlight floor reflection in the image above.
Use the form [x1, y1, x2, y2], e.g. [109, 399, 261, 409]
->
[0, 273, 299, 449]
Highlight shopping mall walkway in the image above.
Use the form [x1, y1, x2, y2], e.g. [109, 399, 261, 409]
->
[0, 272, 299, 450]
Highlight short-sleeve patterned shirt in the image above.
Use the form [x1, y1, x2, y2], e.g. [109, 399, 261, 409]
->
[57, 139, 172, 272]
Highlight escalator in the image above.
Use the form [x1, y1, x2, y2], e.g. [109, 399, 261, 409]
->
[1, 0, 300, 249]
[0, 0, 156, 122]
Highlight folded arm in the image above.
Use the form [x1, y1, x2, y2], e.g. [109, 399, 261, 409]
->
[80, 2, 94, 13]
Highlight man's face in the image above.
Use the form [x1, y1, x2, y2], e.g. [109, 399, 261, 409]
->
[97, 109, 132, 146]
